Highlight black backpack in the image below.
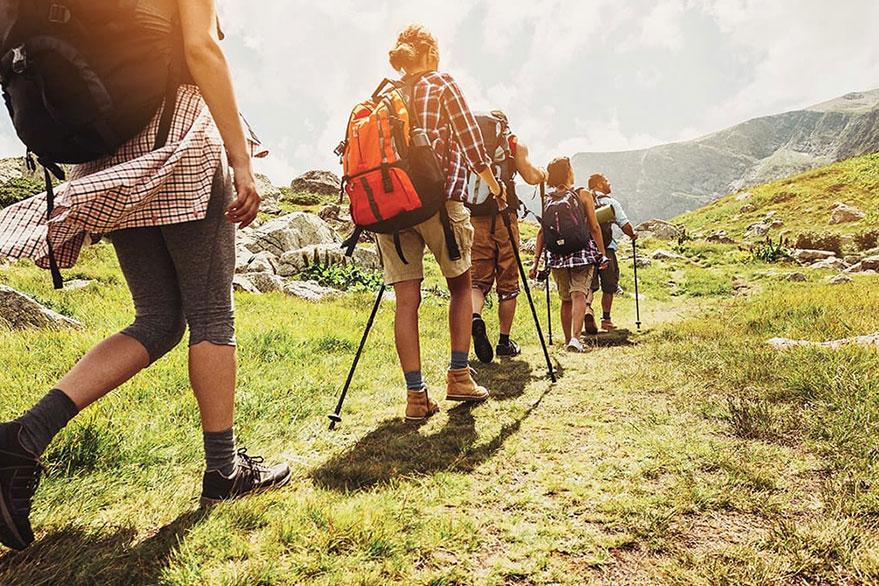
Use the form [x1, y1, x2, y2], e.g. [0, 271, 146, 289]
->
[541, 189, 591, 256]
[1, 0, 184, 287]
[463, 111, 519, 217]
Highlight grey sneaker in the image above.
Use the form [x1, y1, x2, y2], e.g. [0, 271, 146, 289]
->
[0, 422, 43, 551]
[200, 448, 291, 507]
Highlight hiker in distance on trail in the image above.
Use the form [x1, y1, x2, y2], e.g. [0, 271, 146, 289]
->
[339, 24, 504, 422]
[0, 0, 289, 552]
[530, 157, 609, 353]
[587, 173, 639, 332]
[466, 111, 548, 363]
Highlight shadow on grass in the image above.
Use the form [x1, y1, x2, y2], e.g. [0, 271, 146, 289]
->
[0, 508, 209, 586]
[312, 382, 555, 492]
[582, 329, 637, 348]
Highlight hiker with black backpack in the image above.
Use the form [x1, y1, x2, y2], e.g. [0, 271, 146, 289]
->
[529, 157, 609, 353]
[357, 25, 502, 421]
[0, 0, 289, 552]
[587, 173, 639, 332]
[467, 111, 547, 363]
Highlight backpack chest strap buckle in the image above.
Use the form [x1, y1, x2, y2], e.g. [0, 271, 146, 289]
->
[48, 4, 72, 24]
[11, 45, 27, 74]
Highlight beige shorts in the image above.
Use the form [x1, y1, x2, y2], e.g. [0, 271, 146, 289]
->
[552, 265, 596, 302]
[375, 201, 474, 284]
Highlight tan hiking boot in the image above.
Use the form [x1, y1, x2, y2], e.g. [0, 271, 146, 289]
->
[405, 389, 440, 421]
[601, 319, 618, 331]
[446, 368, 489, 402]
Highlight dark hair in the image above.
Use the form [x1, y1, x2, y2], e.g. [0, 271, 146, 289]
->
[546, 156, 573, 188]
[588, 174, 607, 191]
[389, 25, 438, 73]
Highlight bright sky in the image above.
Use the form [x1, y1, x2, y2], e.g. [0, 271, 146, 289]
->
[2, 0, 878, 186]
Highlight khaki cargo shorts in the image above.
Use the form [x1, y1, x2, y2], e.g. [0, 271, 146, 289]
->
[552, 265, 596, 302]
[470, 214, 520, 301]
[375, 201, 474, 284]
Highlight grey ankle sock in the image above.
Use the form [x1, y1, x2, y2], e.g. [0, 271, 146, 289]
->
[203, 427, 237, 477]
[404, 370, 426, 391]
[450, 351, 469, 370]
[15, 389, 79, 455]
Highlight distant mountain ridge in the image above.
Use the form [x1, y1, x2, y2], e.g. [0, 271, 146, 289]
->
[522, 89, 879, 224]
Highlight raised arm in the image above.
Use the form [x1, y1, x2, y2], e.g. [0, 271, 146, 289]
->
[177, 0, 260, 227]
[513, 139, 547, 186]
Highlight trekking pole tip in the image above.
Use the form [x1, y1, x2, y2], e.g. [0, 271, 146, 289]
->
[328, 413, 342, 430]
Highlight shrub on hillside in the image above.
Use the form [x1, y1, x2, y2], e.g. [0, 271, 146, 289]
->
[750, 237, 794, 264]
[300, 262, 382, 293]
[279, 186, 322, 206]
[794, 232, 843, 256]
[853, 229, 879, 252]
[0, 175, 44, 208]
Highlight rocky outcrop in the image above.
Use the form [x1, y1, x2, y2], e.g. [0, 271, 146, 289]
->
[706, 230, 737, 244]
[277, 244, 379, 277]
[651, 249, 686, 261]
[793, 249, 837, 264]
[247, 212, 341, 258]
[254, 173, 281, 202]
[283, 280, 344, 302]
[290, 170, 341, 196]
[0, 285, 83, 330]
[635, 219, 680, 241]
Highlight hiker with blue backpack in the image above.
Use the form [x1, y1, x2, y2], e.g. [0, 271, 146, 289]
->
[529, 157, 609, 353]
[466, 111, 548, 363]
[0, 0, 289, 552]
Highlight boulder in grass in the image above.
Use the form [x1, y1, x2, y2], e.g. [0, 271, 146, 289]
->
[829, 202, 866, 225]
[793, 249, 836, 264]
[232, 275, 261, 294]
[246, 272, 285, 294]
[828, 274, 853, 285]
[735, 192, 754, 202]
[634, 219, 679, 241]
[254, 173, 282, 202]
[283, 280, 343, 302]
[706, 230, 737, 245]
[248, 212, 341, 258]
[809, 257, 848, 271]
[861, 255, 879, 272]
[651, 249, 686, 261]
[787, 272, 808, 282]
[0, 284, 82, 330]
[246, 251, 279, 275]
[745, 222, 770, 238]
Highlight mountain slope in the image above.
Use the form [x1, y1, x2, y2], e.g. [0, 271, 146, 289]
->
[558, 89, 879, 223]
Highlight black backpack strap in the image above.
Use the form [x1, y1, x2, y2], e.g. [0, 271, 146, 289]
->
[38, 160, 65, 289]
[393, 231, 408, 265]
[341, 226, 363, 258]
[489, 205, 497, 235]
[439, 205, 461, 261]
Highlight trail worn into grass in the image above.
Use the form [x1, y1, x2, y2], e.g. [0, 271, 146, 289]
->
[1, 247, 878, 584]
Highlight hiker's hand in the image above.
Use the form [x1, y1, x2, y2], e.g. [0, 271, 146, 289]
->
[226, 161, 261, 228]
[493, 182, 508, 211]
[631, 232, 639, 241]
[529, 264, 538, 280]
[599, 256, 609, 270]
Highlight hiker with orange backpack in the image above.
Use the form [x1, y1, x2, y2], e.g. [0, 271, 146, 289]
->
[466, 111, 548, 363]
[338, 25, 503, 421]
[529, 157, 608, 352]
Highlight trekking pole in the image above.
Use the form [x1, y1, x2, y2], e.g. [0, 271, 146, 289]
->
[502, 211, 556, 382]
[632, 239, 642, 332]
[539, 181, 552, 345]
[328, 283, 386, 430]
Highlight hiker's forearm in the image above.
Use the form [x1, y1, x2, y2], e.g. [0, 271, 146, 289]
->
[622, 223, 637, 239]
[478, 167, 502, 195]
[179, 0, 250, 167]
[515, 142, 546, 185]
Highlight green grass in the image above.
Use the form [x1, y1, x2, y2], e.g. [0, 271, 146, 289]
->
[677, 152, 879, 243]
[1, 206, 879, 583]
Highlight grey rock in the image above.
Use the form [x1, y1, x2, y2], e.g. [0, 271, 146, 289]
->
[245, 272, 286, 294]
[735, 192, 754, 202]
[277, 243, 379, 277]
[706, 230, 737, 244]
[651, 249, 686, 261]
[740, 204, 756, 213]
[254, 173, 282, 201]
[793, 249, 837, 263]
[290, 170, 341, 196]
[283, 280, 344, 301]
[235, 243, 256, 274]
[770, 219, 784, 228]
[261, 202, 283, 216]
[248, 212, 341, 257]
[829, 202, 866, 225]
[246, 251, 278, 275]
[845, 262, 864, 274]
[844, 255, 863, 265]
[232, 275, 261, 294]
[768, 332, 879, 350]
[828, 274, 853, 285]
[787, 272, 808, 282]
[809, 257, 848, 271]
[634, 219, 679, 241]
[745, 222, 770, 238]
[0, 284, 83, 330]
[861, 255, 879, 271]
[62, 279, 94, 291]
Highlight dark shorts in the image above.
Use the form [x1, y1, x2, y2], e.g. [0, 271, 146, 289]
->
[591, 248, 619, 294]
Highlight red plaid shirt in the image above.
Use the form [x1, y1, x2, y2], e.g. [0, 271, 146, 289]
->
[407, 71, 490, 201]
[0, 85, 265, 269]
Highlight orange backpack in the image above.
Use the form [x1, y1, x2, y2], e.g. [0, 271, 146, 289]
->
[336, 76, 457, 262]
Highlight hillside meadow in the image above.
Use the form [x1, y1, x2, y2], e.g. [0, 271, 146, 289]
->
[1, 155, 879, 584]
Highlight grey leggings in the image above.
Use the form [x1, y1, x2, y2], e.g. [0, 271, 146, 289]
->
[110, 164, 236, 364]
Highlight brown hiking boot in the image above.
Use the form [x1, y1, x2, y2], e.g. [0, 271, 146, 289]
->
[584, 311, 599, 335]
[446, 368, 489, 402]
[405, 389, 440, 421]
[601, 319, 618, 331]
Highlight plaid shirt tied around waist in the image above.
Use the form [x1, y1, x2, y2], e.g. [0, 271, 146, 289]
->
[407, 71, 491, 202]
[0, 85, 265, 270]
